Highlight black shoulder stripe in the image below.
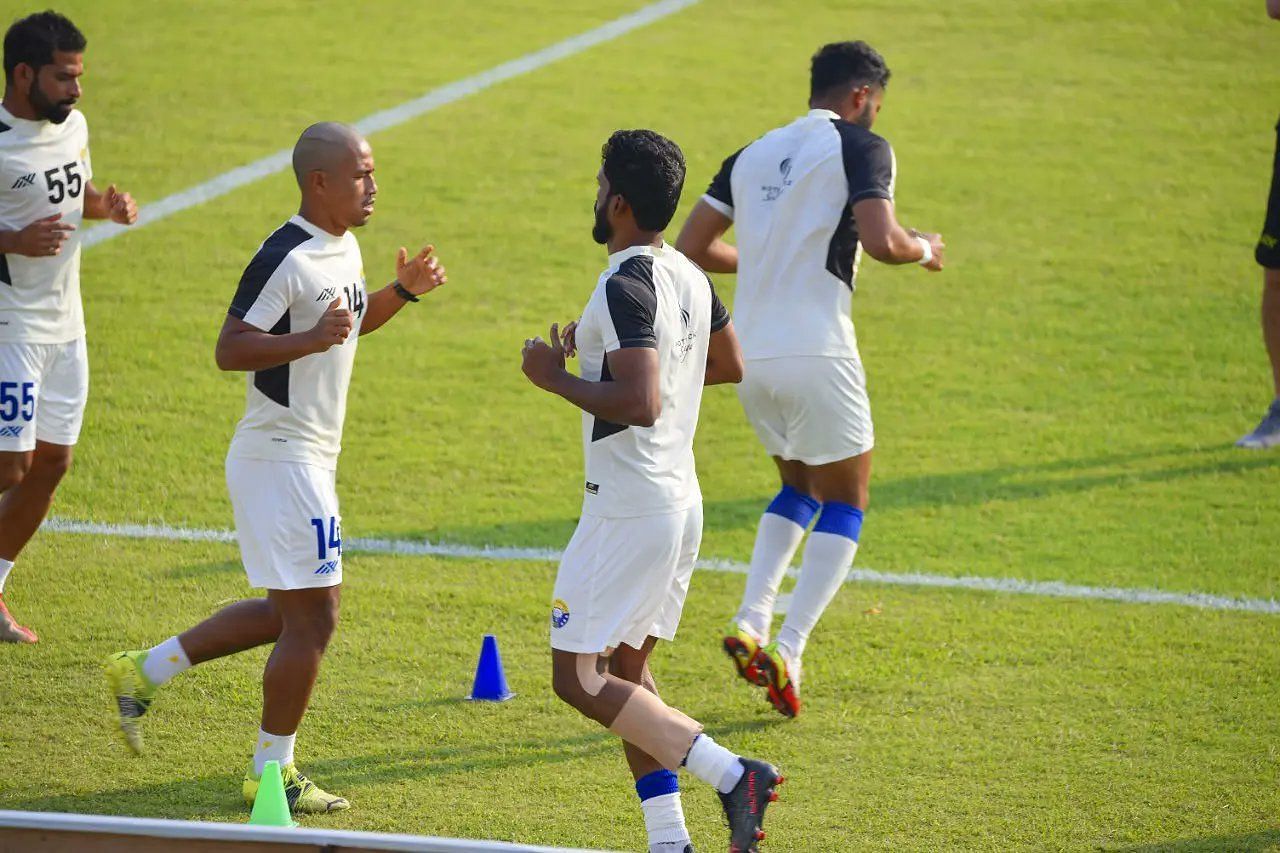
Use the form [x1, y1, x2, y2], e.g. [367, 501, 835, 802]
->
[0, 120, 10, 134]
[253, 312, 291, 408]
[228, 222, 311, 319]
[605, 254, 657, 349]
[591, 354, 628, 442]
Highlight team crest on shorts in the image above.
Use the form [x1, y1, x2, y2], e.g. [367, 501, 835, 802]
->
[551, 598, 570, 629]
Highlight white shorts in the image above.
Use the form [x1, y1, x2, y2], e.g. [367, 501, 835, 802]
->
[737, 356, 874, 466]
[0, 338, 89, 452]
[549, 504, 703, 654]
[225, 456, 343, 590]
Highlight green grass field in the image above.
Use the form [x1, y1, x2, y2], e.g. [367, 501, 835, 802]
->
[1, 1, 1279, 850]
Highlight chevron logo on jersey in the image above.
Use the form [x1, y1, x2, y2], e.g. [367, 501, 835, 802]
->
[0, 426, 24, 437]
[314, 559, 339, 575]
[10, 173, 35, 190]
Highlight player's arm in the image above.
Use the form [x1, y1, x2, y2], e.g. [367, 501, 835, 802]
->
[853, 198, 944, 271]
[215, 302, 350, 372]
[361, 244, 448, 335]
[522, 325, 661, 427]
[82, 181, 138, 224]
[0, 214, 76, 256]
[703, 278, 742, 385]
[676, 149, 741, 273]
[676, 201, 738, 273]
[705, 321, 743, 386]
[1269, 0, 1280, 19]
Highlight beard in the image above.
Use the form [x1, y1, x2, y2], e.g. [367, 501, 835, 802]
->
[852, 99, 875, 129]
[591, 198, 612, 245]
[29, 79, 74, 124]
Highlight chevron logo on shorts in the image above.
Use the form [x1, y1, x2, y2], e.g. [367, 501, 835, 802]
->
[0, 425, 23, 437]
[10, 173, 35, 190]
[314, 559, 339, 575]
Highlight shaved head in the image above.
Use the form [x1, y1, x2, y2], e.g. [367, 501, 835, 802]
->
[291, 121, 378, 232]
[292, 122, 367, 187]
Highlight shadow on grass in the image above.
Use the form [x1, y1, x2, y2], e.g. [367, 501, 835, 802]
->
[1, 717, 776, 818]
[167, 559, 242, 579]
[381, 443, 1279, 548]
[1108, 829, 1280, 852]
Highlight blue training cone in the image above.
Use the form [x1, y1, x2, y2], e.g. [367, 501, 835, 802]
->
[469, 633, 515, 701]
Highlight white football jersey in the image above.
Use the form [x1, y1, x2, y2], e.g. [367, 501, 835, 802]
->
[225, 215, 367, 470]
[0, 105, 92, 344]
[702, 108, 896, 361]
[574, 242, 730, 518]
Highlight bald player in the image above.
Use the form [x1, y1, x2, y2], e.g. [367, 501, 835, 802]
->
[105, 122, 447, 814]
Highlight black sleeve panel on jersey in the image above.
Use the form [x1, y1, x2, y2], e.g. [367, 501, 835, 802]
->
[604, 254, 658, 349]
[833, 121, 894, 204]
[708, 276, 730, 332]
[0, 120, 10, 133]
[228, 222, 311, 319]
[705, 147, 744, 208]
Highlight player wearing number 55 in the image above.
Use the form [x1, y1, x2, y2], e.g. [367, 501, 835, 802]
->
[105, 121, 447, 814]
[0, 11, 138, 644]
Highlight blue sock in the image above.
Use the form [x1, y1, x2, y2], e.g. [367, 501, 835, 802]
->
[765, 484, 820, 528]
[812, 501, 864, 542]
[636, 769, 680, 802]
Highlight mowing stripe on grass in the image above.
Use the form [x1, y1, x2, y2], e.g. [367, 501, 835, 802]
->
[44, 518, 1280, 615]
[79, 0, 701, 250]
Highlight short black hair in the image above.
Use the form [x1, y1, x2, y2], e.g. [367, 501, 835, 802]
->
[4, 10, 85, 84]
[810, 41, 890, 101]
[600, 129, 686, 233]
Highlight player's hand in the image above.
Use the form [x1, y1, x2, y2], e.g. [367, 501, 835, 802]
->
[396, 244, 447, 296]
[104, 184, 138, 225]
[309, 297, 353, 352]
[911, 228, 945, 272]
[522, 323, 567, 390]
[561, 319, 580, 358]
[11, 213, 75, 257]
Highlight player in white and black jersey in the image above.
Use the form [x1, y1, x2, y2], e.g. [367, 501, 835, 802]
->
[522, 130, 781, 853]
[0, 11, 138, 643]
[677, 42, 945, 718]
[106, 122, 447, 814]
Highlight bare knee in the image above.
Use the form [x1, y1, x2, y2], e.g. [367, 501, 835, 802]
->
[608, 649, 654, 690]
[0, 454, 29, 493]
[552, 659, 588, 709]
[285, 596, 340, 651]
[28, 446, 73, 486]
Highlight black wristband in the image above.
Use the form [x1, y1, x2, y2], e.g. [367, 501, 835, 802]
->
[392, 281, 419, 303]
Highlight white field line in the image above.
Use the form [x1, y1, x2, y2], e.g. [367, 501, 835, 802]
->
[43, 518, 1280, 615]
[80, 0, 701, 250]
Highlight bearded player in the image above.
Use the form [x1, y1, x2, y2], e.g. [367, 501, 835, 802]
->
[0, 10, 138, 643]
[106, 122, 447, 813]
[677, 41, 944, 717]
[523, 129, 782, 853]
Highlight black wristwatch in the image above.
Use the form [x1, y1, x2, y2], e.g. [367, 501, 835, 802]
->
[392, 281, 419, 303]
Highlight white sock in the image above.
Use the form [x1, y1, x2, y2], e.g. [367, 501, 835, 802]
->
[776, 531, 859, 662]
[641, 792, 691, 851]
[253, 728, 296, 775]
[141, 636, 191, 686]
[0, 559, 13, 594]
[736, 513, 806, 640]
[682, 734, 744, 794]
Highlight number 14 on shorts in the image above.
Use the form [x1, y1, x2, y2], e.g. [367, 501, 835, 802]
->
[309, 516, 342, 560]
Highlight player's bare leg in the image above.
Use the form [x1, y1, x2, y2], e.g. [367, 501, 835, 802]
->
[611, 639, 694, 853]
[553, 649, 782, 851]
[746, 452, 869, 717]
[1239, 268, 1280, 447]
[261, 585, 340, 735]
[105, 595, 283, 753]
[0, 441, 73, 643]
[1264, 267, 1280, 399]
